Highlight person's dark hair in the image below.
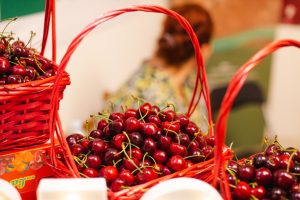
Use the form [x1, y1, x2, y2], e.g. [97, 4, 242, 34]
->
[156, 3, 213, 66]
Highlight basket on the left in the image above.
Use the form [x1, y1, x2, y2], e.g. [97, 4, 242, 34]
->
[0, 0, 70, 151]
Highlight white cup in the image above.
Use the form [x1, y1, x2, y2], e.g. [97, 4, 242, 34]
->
[0, 179, 22, 200]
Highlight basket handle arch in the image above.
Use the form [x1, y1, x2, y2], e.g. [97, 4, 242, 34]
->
[213, 39, 300, 197]
[49, 4, 214, 178]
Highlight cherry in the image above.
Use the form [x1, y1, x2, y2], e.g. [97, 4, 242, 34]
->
[167, 155, 187, 171]
[273, 169, 296, 190]
[175, 114, 189, 128]
[253, 153, 267, 168]
[97, 119, 108, 131]
[124, 117, 141, 133]
[255, 167, 272, 186]
[124, 108, 137, 119]
[87, 154, 102, 169]
[188, 140, 199, 151]
[147, 115, 161, 126]
[109, 112, 124, 121]
[0, 44, 5, 55]
[251, 186, 266, 199]
[196, 135, 206, 148]
[227, 173, 237, 185]
[233, 181, 251, 200]
[0, 57, 10, 73]
[160, 110, 176, 122]
[126, 148, 143, 161]
[80, 139, 90, 151]
[83, 168, 99, 178]
[227, 160, 239, 172]
[123, 158, 139, 172]
[188, 149, 204, 163]
[269, 187, 286, 200]
[136, 168, 158, 184]
[265, 155, 280, 171]
[237, 164, 255, 182]
[118, 169, 135, 186]
[13, 46, 27, 57]
[158, 135, 172, 150]
[104, 148, 121, 165]
[128, 132, 143, 146]
[174, 133, 190, 147]
[142, 138, 157, 154]
[7, 74, 23, 84]
[162, 166, 172, 176]
[202, 145, 214, 160]
[111, 178, 126, 192]
[278, 154, 294, 170]
[291, 182, 300, 193]
[205, 136, 215, 146]
[90, 139, 107, 154]
[109, 119, 124, 133]
[71, 144, 85, 156]
[291, 192, 300, 200]
[139, 102, 153, 117]
[100, 166, 118, 183]
[112, 133, 127, 149]
[66, 134, 82, 147]
[142, 122, 158, 138]
[162, 121, 180, 136]
[169, 143, 187, 157]
[184, 122, 199, 136]
[0, 77, 7, 85]
[153, 150, 168, 164]
[89, 129, 103, 139]
[25, 66, 37, 80]
[12, 40, 25, 48]
[265, 144, 281, 156]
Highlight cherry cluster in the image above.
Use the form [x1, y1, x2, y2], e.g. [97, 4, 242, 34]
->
[64, 102, 215, 192]
[0, 34, 56, 85]
[227, 142, 300, 200]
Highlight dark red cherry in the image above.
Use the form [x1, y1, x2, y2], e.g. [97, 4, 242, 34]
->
[162, 166, 172, 176]
[136, 168, 158, 184]
[147, 115, 161, 126]
[25, 66, 37, 79]
[123, 158, 139, 172]
[109, 112, 124, 121]
[227, 160, 239, 172]
[169, 143, 187, 157]
[237, 164, 255, 182]
[251, 186, 266, 199]
[124, 108, 137, 119]
[227, 173, 237, 185]
[184, 122, 199, 136]
[233, 181, 251, 200]
[174, 133, 190, 147]
[188, 140, 199, 151]
[109, 119, 124, 133]
[162, 121, 180, 136]
[118, 169, 135, 186]
[158, 135, 172, 150]
[142, 122, 158, 138]
[0, 57, 10, 73]
[205, 136, 215, 146]
[66, 134, 83, 147]
[99, 166, 118, 183]
[104, 148, 121, 165]
[188, 149, 204, 163]
[269, 187, 287, 200]
[87, 154, 102, 169]
[279, 154, 294, 170]
[167, 155, 187, 171]
[142, 138, 157, 155]
[89, 129, 103, 139]
[124, 117, 141, 133]
[160, 110, 176, 121]
[112, 133, 127, 149]
[273, 169, 296, 190]
[111, 178, 126, 192]
[202, 145, 214, 160]
[265, 144, 281, 156]
[128, 132, 143, 146]
[0, 77, 7, 85]
[0, 44, 5, 55]
[139, 102, 153, 117]
[175, 114, 189, 128]
[265, 155, 280, 171]
[11, 65, 27, 76]
[90, 139, 107, 154]
[71, 144, 85, 156]
[126, 148, 143, 161]
[97, 119, 108, 131]
[82, 168, 99, 178]
[153, 150, 168, 164]
[253, 153, 267, 168]
[291, 192, 300, 200]
[7, 74, 23, 84]
[255, 167, 272, 186]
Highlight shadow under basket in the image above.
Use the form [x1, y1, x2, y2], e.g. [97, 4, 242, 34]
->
[0, 67, 70, 151]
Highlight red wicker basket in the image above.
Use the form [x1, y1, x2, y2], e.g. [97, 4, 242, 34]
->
[49, 5, 233, 200]
[214, 39, 300, 199]
[0, 0, 70, 151]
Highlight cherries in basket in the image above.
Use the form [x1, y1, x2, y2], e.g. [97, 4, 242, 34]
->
[63, 102, 215, 191]
[227, 138, 300, 200]
[0, 25, 56, 85]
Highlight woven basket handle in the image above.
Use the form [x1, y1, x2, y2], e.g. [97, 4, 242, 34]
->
[213, 39, 300, 194]
[41, 0, 57, 62]
[49, 5, 213, 178]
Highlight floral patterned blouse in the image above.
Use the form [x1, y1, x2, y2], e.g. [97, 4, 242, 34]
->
[103, 60, 208, 132]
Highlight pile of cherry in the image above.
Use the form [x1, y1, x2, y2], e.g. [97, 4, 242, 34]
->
[0, 34, 56, 85]
[65, 102, 215, 192]
[227, 141, 300, 200]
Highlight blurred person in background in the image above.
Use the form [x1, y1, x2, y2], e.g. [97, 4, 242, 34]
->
[102, 3, 214, 133]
